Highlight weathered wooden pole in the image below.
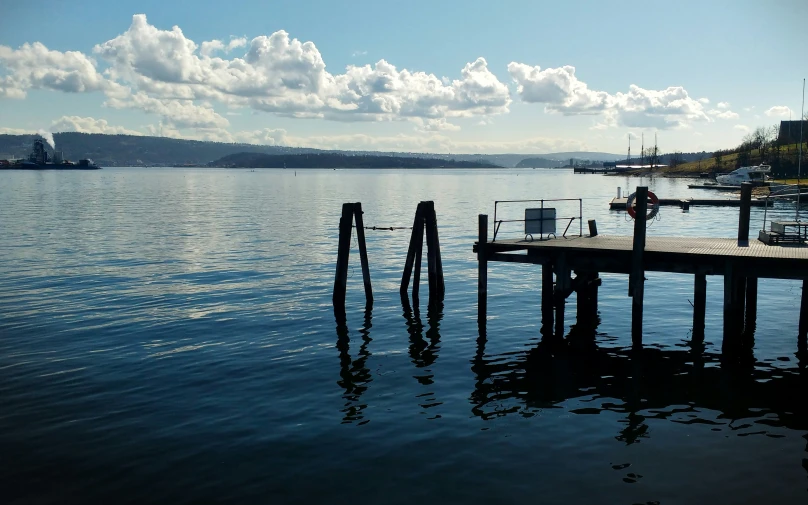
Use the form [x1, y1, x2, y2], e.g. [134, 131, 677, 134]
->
[799, 280, 808, 339]
[744, 277, 758, 330]
[333, 203, 354, 307]
[737, 182, 753, 245]
[353, 203, 373, 304]
[588, 219, 598, 237]
[427, 203, 445, 296]
[412, 218, 424, 299]
[401, 204, 425, 294]
[555, 254, 570, 338]
[541, 262, 554, 332]
[478, 214, 488, 322]
[692, 273, 707, 342]
[722, 262, 742, 351]
[423, 201, 445, 304]
[630, 186, 648, 347]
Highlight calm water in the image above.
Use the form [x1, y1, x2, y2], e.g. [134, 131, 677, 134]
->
[1, 167, 807, 504]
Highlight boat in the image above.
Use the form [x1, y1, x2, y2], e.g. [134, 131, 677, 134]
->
[715, 164, 770, 186]
[2, 139, 102, 170]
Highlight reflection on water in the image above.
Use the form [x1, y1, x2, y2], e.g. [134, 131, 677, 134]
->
[335, 304, 373, 425]
[473, 313, 808, 439]
[401, 294, 443, 416]
[5, 168, 808, 502]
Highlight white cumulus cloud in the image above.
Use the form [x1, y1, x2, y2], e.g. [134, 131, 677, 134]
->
[765, 105, 792, 118]
[0, 42, 107, 98]
[50, 116, 142, 135]
[86, 14, 511, 128]
[508, 62, 710, 129]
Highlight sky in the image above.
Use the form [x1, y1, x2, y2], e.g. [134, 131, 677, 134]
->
[0, 0, 806, 155]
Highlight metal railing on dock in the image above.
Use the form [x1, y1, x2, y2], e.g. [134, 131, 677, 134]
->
[492, 198, 583, 242]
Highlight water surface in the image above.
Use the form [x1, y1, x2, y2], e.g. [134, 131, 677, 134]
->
[1, 167, 807, 504]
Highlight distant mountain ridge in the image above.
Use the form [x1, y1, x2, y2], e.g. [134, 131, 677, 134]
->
[0, 132, 623, 167]
[215, 152, 500, 169]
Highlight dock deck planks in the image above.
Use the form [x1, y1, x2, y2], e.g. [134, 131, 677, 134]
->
[476, 235, 808, 278]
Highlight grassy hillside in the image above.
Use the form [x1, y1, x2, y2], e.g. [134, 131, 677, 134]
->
[638, 142, 807, 176]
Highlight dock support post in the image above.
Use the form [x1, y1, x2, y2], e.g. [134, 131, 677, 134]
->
[575, 271, 600, 328]
[478, 214, 488, 323]
[555, 254, 570, 338]
[800, 280, 808, 340]
[588, 219, 598, 237]
[723, 263, 733, 350]
[723, 262, 747, 351]
[354, 203, 373, 305]
[738, 182, 753, 245]
[541, 262, 554, 334]
[693, 273, 707, 343]
[630, 186, 648, 347]
[744, 276, 758, 341]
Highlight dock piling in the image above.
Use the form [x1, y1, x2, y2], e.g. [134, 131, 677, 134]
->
[353, 203, 373, 304]
[555, 254, 570, 338]
[588, 219, 598, 237]
[333, 202, 373, 308]
[630, 186, 648, 346]
[478, 214, 488, 322]
[402, 202, 444, 305]
[541, 262, 554, 333]
[743, 276, 758, 342]
[738, 182, 753, 245]
[693, 273, 707, 342]
[800, 280, 808, 339]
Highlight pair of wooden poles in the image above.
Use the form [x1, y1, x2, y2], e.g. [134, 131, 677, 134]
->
[332, 201, 444, 310]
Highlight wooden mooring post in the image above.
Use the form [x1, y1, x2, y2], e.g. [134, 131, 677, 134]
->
[692, 273, 707, 342]
[477, 214, 488, 322]
[333, 202, 373, 309]
[401, 201, 445, 305]
[630, 186, 648, 346]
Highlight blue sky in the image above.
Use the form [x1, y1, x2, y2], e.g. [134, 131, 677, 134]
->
[1, 0, 806, 154]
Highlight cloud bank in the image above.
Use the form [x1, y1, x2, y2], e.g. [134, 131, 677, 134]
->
[0, 14, 733, 147]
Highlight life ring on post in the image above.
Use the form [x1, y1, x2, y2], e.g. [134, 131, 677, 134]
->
[626, 191, 660, 220]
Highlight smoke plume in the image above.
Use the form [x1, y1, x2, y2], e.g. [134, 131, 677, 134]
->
[37, 130, 56, 150]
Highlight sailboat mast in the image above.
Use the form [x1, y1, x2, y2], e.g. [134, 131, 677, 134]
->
[641, 133, 644, 168]
[627, 134, 631, 165]
[798, 78, 805, 221]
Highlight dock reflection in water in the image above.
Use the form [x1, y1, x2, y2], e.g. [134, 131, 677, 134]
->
[473, 312, 808, 449]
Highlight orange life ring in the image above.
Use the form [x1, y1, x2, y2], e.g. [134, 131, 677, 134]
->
[626, 191, 660, 220]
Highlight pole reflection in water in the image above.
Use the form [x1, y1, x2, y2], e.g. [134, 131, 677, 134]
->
[334, 304, 373, 425]
[401, 294, 444, 418]
[472, 303, 808, 463]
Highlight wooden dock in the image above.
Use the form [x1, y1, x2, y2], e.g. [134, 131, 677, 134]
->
[476, 184, 808, 353]
[609, 196, 769, 210]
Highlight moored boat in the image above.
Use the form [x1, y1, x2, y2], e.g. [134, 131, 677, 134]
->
[715, 164, 770, 186]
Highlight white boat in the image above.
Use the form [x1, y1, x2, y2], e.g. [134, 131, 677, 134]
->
[715, 164, 771, 186]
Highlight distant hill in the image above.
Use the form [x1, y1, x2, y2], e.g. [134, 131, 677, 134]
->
[214, 152, 501, 169]
[543, 151, 624, 162]
[0, 133, 317, 166]
[514, 157, 565, 168]
[0, 132, 623, 168]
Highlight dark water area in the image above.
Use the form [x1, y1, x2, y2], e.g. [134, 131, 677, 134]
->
[1, 167, 808, 504]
